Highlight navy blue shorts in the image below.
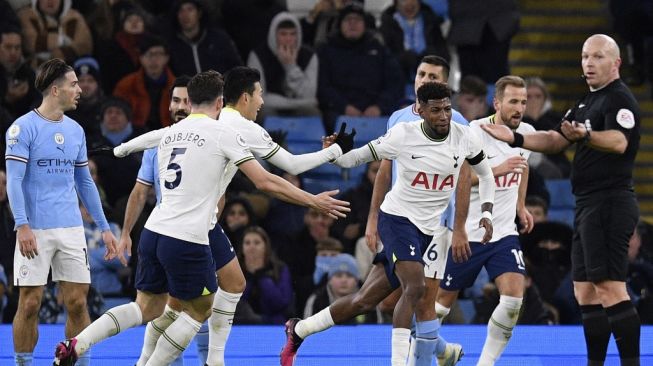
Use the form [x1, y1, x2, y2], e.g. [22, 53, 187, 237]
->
[373, 211, 433, 289]
[136, 228, 217, 300]
[209, 224, 236, 270]
[440, 235, 525, 291]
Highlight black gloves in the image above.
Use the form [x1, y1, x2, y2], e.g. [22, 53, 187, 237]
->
[333, 122, 356, 154]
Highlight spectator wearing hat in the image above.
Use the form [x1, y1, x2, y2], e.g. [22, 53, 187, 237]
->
[166, 0, 242, 76]
[90, 97, 141, 207]
[235, 226, 293, 324]
[0, 25, 39, 119]
[313, 237, 344, 286]
[17, 0, 93, 66]
[113, 34, 176, 131]
[66, 57, 105, 141]
[317, 2, 404, 133]
[304, 253, 379, 323]
[300, 0, 377, 48]
[95, 3, 150, 94]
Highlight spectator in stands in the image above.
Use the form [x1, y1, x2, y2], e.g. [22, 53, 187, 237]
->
[379, 0, 449, 80]
[0, 170, 15, 285]
[166, 0, 242, 76]
[454, 74, 489, 122]
[80, 201, 124, 295]
[447, 0, 520, 84]
[332, 161, 380, 253]
[304, 253, 378, 323]
[313, 237, 344, 286]
[236, 226, 293, 324]
[66, 57, 105, 141]
[90, 97, 141, 207]
[523, 77, 571, 178]
[0, 26, 39, 119]
[301, 0, 377, 48]
[221, 0, 285, 61]
[247, 12, 319, 121]
[220, 196, 257, 254]
[525, 195, 548, 224]
[317, 3, 403, 133]
[18, 0, 93, 66]
[95, 3, 149, 94]
[113, 34, 175, 131]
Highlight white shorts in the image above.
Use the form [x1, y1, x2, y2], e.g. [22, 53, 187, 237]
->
[423, 226, 451, 280]
[14, 226, 90, 286]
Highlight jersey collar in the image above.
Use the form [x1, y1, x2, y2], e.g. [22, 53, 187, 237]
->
[420, 121, 448, 142]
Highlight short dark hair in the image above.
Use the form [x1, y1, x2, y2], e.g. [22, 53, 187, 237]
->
[138, 34, 168, 55]
[420, 55, 450, 79]
[223, 66, 260, 105]
[525, 195, 548, 214]
[187, 70, 224, 106]
[459, 75, 487, 97]
[417, 82, 452, 104]
[35, 58, 73, 94]
[169, 75, 191, 99]
[277, 20, 296, 29]
[0, 24, 21, 39]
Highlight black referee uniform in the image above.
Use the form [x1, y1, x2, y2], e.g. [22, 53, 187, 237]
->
[559, 79, 640, 283]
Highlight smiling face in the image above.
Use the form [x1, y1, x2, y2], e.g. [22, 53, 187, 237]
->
[418, 97, 452, 138]
[581, 35, 621, 90]
[242, 82, 264, 121]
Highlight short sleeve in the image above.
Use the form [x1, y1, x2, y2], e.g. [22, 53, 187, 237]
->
[367, 123, 406, 161]
[604, 94, 638, 137]
[219, 129, 255, 166]
[5, 121, 30, 163]
[137, 149, 156, 186]
[75, 131, 88, 166]
[247, 123, 280, 160]
[464, 127, 484, 160]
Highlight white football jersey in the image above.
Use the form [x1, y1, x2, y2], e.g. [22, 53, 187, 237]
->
[145, 114, 254, 244]
[377, 121, 484, 236]
[466, 116, 535, 242]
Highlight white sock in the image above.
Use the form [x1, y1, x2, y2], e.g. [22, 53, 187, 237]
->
[146, 312, 201, 366]
[206, 288, 242, 366]
[137, 305, 180, 366]
[295, 307, 335, 339]
[75, 302, 143, 355]
[478, 295, 522, 366]
[391, 328, 411, 366]
[435, 302, 450, 321]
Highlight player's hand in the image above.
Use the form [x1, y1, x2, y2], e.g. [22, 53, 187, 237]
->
[494, 156, 528, 177]
[88, 145, 116, 157]
[311, 190, 350, 219]
[17, 224, 38, 259]
[451, 228, 471, 263]
[102, 230, 119, 261]
[560, 120, 587, 142]
[480, 124, 514, 143]
[479, 218, 493, 244]
[333, 123, 357, 154]
[365, 214, 379, 252]
[322, 133, 337, 149]
[116, 234, 132, 267]
[517, 207, 534, 234]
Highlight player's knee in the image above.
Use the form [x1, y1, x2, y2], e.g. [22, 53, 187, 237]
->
[64, 295, 88, 316]
[351, 292, 378, 313]
[18, 296, 42, 317]
[402, 283, 426, 305]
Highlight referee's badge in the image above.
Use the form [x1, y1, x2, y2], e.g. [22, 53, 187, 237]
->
[616, 109, 635, 129]
[54, 133, 65, 144]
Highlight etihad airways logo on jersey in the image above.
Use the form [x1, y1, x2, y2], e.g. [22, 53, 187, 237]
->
[37, 158, 74, 174]
[495, 173, 520, 188]
[410, 172, 455, 190]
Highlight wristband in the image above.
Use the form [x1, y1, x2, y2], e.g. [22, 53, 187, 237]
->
[481, 211, 493, 221]
[508, 132, 524, 148]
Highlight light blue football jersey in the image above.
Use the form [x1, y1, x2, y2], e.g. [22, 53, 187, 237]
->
[136, 148, 161, 204]
[5, 110, 88, 229]
[386, 104, 468, 230]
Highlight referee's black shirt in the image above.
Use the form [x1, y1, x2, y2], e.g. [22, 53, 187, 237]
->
[556, 79, 640, 196]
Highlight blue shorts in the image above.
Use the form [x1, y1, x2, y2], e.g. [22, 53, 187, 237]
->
[209, 224, 236, 270]
[440, 235, 525, 291]
[373, 211, 433, 289]
[136, 228, 217, 300]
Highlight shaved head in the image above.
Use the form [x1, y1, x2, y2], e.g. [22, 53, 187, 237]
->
[581, 34, 621, 90]
[584, 34, 620, 59]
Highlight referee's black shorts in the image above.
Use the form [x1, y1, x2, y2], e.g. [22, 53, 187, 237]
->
[572, 189, 638, 282]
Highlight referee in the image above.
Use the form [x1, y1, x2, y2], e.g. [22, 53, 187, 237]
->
[482, 34, 641, 366]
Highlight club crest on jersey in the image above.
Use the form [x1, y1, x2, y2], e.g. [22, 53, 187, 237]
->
[236, 133, 247, 147]
[453, 155, 459, 168]
[616, 108, 635, 129]
[54, 133, 65, 144]
[8, 125, 20, 138]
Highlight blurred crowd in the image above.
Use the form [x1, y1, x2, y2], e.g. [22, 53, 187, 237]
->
[0, 0, 652, 326]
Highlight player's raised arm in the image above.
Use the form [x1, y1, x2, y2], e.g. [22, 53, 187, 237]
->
[238, 159, 350, 219]
[481, 123, 570, 154]
[112, 127, 170, 157]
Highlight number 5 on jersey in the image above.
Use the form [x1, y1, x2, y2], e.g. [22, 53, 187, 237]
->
[164, 148, 187, 189]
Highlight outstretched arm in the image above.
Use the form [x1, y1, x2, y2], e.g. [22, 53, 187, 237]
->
[113, 128, 169, 157]
[481, 124, 570, 154]
[266, 144, 342, 175]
